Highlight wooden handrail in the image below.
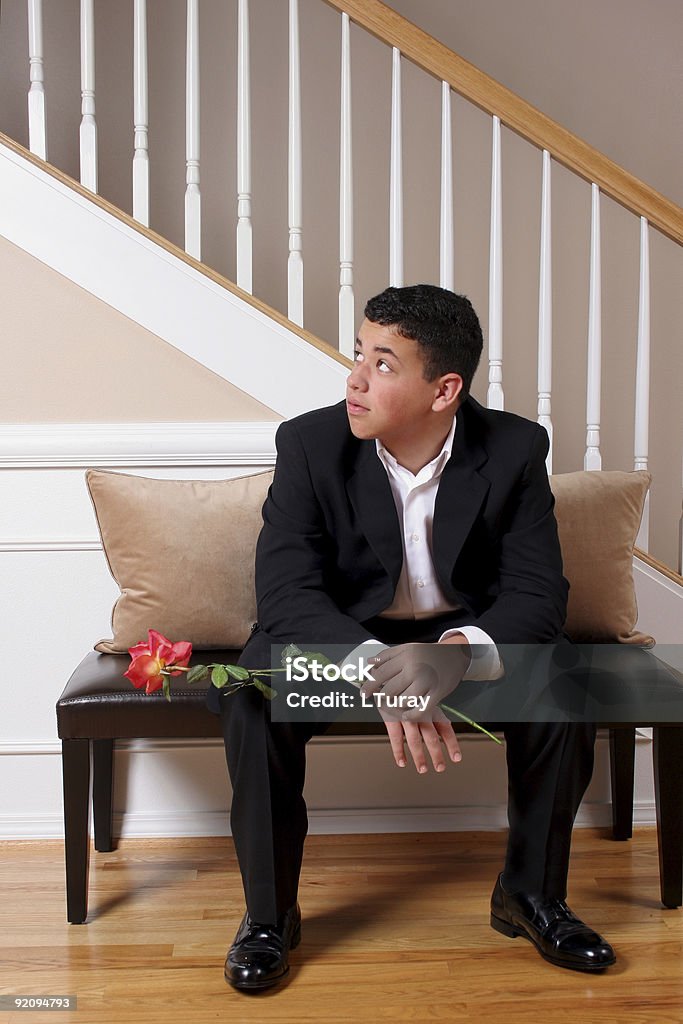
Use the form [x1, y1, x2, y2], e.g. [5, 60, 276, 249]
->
[323, 0, 683, 246]
[634, 547, 683, 587]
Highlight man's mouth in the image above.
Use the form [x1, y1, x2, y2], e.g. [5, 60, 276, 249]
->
[346, 398, 369, 414]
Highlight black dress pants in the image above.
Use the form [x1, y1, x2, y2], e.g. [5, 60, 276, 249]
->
[217, 624, 596, 924]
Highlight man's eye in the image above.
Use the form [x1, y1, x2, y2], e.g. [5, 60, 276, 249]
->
[353, 350, 364, 362]
[378, 360, 391, 373]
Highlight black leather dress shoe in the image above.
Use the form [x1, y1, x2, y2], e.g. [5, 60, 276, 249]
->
[490, 874, 616, 972]
[225, 904, 301, 991]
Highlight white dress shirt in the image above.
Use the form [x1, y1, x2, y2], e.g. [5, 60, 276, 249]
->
[364, 414, 503, 681]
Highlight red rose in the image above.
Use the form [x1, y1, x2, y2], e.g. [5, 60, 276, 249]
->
[124, 629, 192, 694]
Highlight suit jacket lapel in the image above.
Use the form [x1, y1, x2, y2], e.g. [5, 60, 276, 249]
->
[432, 403, 490, 593]
[346, 441, 403, 589]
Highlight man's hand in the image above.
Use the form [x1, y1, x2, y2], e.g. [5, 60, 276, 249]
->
[359, 638, 470, 771]
[362, 638, 471, 723]
[380, 705, 462, 773]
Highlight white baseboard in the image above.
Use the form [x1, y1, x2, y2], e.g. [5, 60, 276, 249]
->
[0, 814, 67, 839]
[0, 801, 658, 841]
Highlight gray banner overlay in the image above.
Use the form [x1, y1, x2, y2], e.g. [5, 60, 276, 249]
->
[0, 997, 77, 1011]
[259, 643, 683, 724]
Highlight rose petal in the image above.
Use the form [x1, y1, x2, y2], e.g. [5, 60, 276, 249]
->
[124, 666, 147, 689]
[125, 654, 163, 690]
[169, 640, 192, 666]
[148, 629, 174, 660]
[128, 640, 152, 658]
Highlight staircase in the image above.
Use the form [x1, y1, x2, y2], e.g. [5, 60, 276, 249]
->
[0, 0, 681, 838]
[2, 0, 679, 552]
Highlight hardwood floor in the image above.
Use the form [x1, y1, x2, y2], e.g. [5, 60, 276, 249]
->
[1, 828, 682, 1023]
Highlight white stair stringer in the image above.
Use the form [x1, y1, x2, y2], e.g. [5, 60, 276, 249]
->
[633, 556, 683, 648]
[0, 138, 348, 418]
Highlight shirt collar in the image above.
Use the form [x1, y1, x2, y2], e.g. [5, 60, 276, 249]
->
[375, 414, 457, 481]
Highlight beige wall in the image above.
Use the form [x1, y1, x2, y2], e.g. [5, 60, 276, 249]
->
[393, 0, 683, 208]
[0, 0, 680, 565]
[0, 236, 279, 421]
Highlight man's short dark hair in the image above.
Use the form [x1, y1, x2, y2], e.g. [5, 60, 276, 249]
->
[364, 284, 483, 395]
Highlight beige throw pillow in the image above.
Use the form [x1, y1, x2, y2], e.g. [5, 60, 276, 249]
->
[87, 465, 653, 654]
[550, 470, 653, 646]
[86, 468, 274, 653]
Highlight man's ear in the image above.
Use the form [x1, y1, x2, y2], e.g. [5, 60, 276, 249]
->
[432, 373, 464, 412]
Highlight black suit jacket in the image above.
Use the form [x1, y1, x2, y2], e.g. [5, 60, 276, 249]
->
[253, 396, 568, 648]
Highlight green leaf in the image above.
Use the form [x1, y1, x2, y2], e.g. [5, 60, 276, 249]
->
[186, 664, 209, 684]
[281, 643, 302, 665]
[211, 665, 229, 688]
[252, 679, 277, 700]
[162, 677, 171, 702]
[225, 664, 250, 681]
[300, 650, 331, 667]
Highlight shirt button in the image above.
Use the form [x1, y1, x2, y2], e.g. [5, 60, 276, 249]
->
[416, 578, 425, 588]
[411, 532, 420, 542]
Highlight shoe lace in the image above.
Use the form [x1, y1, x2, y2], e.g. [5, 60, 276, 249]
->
[540, 899, 590, 941]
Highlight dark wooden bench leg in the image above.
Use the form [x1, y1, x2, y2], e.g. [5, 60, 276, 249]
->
[654, 725, 683, 909]
[609, 727, 636, 840]
[61, 738, 91, 924]
[93, 739, 115, 853]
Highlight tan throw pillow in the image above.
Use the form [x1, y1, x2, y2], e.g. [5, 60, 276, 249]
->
[550, 470, 654, 646]
[86, 468, 274, 653]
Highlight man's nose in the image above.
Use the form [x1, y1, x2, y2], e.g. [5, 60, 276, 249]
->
[348, 360, 368, 391]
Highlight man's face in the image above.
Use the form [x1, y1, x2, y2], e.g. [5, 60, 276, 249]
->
[346, 318, 446, 449]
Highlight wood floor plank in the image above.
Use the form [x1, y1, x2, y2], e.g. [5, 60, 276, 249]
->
[1, 828, 682, 1023]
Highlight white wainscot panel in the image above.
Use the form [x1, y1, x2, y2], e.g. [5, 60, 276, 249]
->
[0, 549, 122, 740]
[0, 463, 272, 545]
[0, 730, 655, 840]
[304, 732, 618, 833]
[112, 743, 231, 837]
[0, 753, 66, 838]
[0, 468, 109, 543]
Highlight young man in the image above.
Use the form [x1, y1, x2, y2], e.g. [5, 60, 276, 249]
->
[207, 284, 615, 990]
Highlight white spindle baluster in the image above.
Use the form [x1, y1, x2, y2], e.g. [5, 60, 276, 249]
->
[439, 81, 454, 291]
[237, 0, 252, 292]
[27, 0, 47, 160]
[585, 183, 602, 470]
[537, 149, 553, 470]
[288, 0, 303, 325]
[634, 216, 651, 549]
[133, 0, 149, 226]
[184, 0, 200, 260]
[487, 115, 503, 410]
[389, 47, 403, 288]
[79, 0, 97, 192]
[338, 13, 354, 357]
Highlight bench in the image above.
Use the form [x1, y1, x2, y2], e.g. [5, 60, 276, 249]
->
[60, 464, 680, 923]
[56, 647, 683, 924]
